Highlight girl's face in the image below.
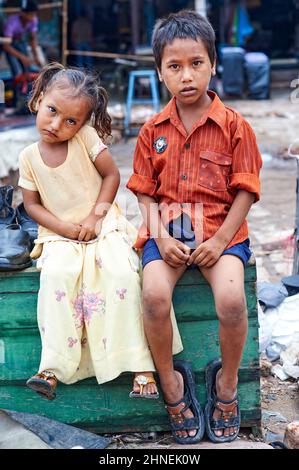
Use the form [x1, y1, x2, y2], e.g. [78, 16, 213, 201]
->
[36, 87, 92, 144]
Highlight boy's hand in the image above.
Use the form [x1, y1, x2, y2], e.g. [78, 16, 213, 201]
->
[78, 214, 103, 242]
[188, 236, 227, 268]
[156, 236, 191, 268]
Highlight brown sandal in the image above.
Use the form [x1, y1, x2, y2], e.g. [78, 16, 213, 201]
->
[129, 374, 159, 399]
[26, 370, 57, 400]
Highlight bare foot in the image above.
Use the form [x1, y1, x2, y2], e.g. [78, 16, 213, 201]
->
[212, 369, 239, 438]
[132, 372, 158, 396]
[162, 370, 197, 439]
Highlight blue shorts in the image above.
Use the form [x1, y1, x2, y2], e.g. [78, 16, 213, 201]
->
[142, 237, 252, 270]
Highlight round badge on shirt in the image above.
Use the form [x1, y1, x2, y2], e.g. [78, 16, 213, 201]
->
[153, 136, 167, 154]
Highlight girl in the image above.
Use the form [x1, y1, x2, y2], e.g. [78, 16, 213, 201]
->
[19, 62, 182, 400]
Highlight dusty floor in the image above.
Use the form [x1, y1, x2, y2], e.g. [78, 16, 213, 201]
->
[1, 88, 299, 448]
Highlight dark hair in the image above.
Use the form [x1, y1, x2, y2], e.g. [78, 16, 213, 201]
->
[28, 62, 112, 143]
[152, 10, 216, 70]
[21, 0, 38, 12]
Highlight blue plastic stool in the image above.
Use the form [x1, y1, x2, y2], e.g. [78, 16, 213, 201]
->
[124, 70, 160, 136]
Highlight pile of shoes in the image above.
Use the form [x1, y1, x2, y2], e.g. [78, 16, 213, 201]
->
[0, 185, 38, 272]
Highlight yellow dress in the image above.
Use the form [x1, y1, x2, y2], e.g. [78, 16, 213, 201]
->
[18, 125, 183, 385]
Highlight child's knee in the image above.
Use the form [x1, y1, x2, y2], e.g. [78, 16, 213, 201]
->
[142, 288, 171, 321]
[216, 293, 247, 326]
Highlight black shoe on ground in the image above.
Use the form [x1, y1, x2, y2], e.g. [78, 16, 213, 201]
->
[16, 202, 38, 249]
[0, 224, 32, 271]
[0, 185, 16, 230]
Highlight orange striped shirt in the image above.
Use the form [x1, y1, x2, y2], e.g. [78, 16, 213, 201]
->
[127, 91, 262, 249]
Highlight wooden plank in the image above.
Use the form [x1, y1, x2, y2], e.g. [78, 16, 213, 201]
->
[0, 267, 39, 293]
[0, 380, 260, 432]
[0, 264, 256, 293]
[0, 284, 257, 329]
[177, 264, 257, 285]
[0, 318, 259, 380]
[0, 294, 38, 329]
[0, 262, 260, 432]
[177, 318, 260, 369]
[173, 282, 257, 320]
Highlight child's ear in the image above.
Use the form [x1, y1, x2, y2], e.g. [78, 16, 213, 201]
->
[157, 70, 163, 82]
[211, 62, 216, 76]
[35, 92, 44, 111]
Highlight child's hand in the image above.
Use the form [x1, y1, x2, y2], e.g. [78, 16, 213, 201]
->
[78, 214, 103, 242]
[187, 236, 226, 268]
[58, 221, 82, 240]
[156, 237, 190, 268]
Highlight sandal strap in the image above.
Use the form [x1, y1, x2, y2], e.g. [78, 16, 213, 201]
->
[165, 392, 191, 414]
[37, 370, 57, 387]
[211, 416, 240, 430]
[168, 416, 199, 432]
[165, 394, 199, 431]
[215, 398, 238, 414]
[134, 375, 156, 386]
[211, 396, 239, 430]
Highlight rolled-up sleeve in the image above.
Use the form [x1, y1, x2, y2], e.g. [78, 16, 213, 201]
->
[18, 151, 38, 191]
[228, 116, 262, 202]
[126, 126, 157, 197]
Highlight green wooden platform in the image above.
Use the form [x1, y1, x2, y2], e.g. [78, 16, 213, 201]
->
[0, 263, 261, 433]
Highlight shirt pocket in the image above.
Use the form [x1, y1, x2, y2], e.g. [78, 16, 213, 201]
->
[198, 150, 232, 191]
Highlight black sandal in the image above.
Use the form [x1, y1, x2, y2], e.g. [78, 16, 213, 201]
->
[204, 359, 241, 443]
[164, 359, 205, 445]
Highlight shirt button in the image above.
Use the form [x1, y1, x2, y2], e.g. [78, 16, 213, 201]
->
[185, 143, 190, 149]
[181, 174, 187, 180]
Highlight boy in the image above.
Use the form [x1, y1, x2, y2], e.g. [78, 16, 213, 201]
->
[127, 10, 262, 444]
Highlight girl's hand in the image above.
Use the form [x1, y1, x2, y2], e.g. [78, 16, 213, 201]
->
[156, 236, 190, 268]
[58, 221, 82, 240]
[188, 236, 227, 268]
[78, 214, 103, 242]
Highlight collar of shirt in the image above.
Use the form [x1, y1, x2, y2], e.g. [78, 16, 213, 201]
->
[153, 90, 227, 137]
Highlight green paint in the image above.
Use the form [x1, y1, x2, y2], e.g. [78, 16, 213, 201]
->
[0, 264, 261, 432]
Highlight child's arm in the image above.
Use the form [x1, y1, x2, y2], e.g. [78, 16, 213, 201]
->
[138, 193, 190, 268]
[22, 188, 82, 240]
[78, 149, 120, 242]
[188, 190, 255, 267]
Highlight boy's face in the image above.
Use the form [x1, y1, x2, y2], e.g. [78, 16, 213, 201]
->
[158, 37, 216, 106]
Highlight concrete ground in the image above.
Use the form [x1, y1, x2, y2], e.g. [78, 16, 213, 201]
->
[1, 88, 298, 449]
[0, 410, 271, 449]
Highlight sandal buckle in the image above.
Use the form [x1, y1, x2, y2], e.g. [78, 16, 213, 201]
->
[41, 370, 56, 380]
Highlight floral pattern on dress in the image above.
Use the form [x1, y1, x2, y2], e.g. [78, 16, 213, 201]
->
[55, 290, 66, 302]
[68, 337, 78, 348]
[72, 285, 106, 328]
[95, 257, 102, 269]
[72, 288, 84, 329]
[116, 288, 127, 300]
[81, 337, 88, 348]
[102, 338, 107, 350]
